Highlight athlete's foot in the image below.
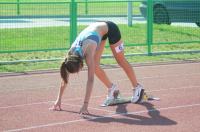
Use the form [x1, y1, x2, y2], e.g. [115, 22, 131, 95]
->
[107, 84, 120, 100]
[131, 84, 144, 103]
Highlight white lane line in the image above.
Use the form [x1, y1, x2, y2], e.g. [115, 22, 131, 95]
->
[0, 101, 53, 109]
[0, 95, 103, 110]
[0, 85, 199, 110]
[146, 85, 200, 93]
[4, 103, 200, 132]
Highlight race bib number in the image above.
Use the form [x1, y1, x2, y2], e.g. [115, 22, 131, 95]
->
[115, 43, 124, 53]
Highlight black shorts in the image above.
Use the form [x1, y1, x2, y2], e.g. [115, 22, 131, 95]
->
[102, 21, 121, 45]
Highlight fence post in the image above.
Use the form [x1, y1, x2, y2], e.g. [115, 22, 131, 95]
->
[70, 0, 77, 45]
[127, 1, 132, 26]
[17, 0, 20, 15]
[147, 0, 153, 55]
[85, 0, 88, 15]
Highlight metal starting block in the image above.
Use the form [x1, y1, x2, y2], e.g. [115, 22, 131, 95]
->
[101, 92, 160, 107]
[142, 92, 160, 101]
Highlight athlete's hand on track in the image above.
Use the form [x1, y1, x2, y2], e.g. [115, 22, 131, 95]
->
[49, 100, 62, 111]
[79, 104, 89, 115]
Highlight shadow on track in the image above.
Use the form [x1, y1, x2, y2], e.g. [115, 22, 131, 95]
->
[84, 102, 177, 126]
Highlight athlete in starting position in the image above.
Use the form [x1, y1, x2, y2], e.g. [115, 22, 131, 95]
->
[51, 21, 144, 115]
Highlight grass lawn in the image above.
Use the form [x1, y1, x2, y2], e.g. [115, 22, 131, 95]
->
[1, 24, 200, 52]
[0, 24, 200, 73]
[0, 1, 141, 16]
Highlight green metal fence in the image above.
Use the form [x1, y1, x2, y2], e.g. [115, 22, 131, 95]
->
[0, 0, 200, 66]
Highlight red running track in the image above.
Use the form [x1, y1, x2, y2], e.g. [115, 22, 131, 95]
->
[0, 62, 200, 132]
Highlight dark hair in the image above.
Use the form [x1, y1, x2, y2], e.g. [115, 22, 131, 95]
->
[60, 54, 83, 83]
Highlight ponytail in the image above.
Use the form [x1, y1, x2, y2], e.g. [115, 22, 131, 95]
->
[60, 62, 69, 83]
[60, 54, 83, 83]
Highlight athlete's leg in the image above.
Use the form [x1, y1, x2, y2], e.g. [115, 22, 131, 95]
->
[94, 40, 112, 88]
[94, 40, 119, 99]
[110, 40, 144, 103]
[110, 40, 138, 88]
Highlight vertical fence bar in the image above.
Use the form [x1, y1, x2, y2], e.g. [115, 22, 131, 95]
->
[17, 0, 20, 15]
[70, 0, 77, 45]
[147, 0, 153, 55]
[127, 1, 133, 26]
[85, 0, 88, 15]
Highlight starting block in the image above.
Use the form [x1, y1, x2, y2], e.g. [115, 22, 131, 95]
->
[101, 92, 160, 107]
[142, 92, 160, 101]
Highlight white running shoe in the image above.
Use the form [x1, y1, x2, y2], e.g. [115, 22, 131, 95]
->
[107, 84, 120, 100]
[131, 84, 144, 103]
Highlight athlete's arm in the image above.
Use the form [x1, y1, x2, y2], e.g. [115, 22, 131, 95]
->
[50, 80, 67, 111]
[79, 42, 97, 114]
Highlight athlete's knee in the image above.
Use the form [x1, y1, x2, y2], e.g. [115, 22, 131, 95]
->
[95, 63, 101, 73]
